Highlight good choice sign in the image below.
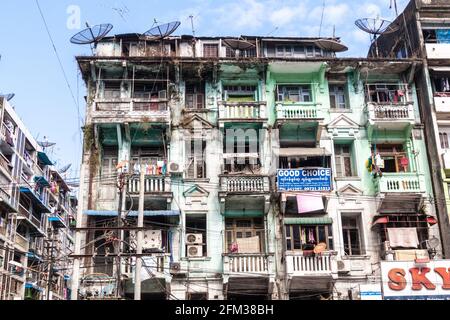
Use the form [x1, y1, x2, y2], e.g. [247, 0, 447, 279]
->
[381, 261, 450, 300]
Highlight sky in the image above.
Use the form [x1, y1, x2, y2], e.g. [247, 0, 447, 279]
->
[0, 0, 409, 179]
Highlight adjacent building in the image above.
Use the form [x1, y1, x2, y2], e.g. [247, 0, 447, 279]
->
[0, 96, 77, 300]
[72, 31, 446, 300]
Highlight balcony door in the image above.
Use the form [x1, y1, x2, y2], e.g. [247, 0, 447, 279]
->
[225, 218, 265, 254]
[373, 144, 409, 173]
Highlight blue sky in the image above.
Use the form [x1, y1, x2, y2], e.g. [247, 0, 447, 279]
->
[0, 0, 409, 178]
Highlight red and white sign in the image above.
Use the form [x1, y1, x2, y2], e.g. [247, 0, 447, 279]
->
[381, 260, 450, 300]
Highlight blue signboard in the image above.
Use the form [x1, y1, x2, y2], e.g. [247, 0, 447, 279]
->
[277, 168, 332, 192]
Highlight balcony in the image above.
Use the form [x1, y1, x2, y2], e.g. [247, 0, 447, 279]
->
[219, 175, 270, 194]
[275, 103, 323, 123]
[285, 251, 338, 277]
[14, 233, 29, 252]
[0, 123, 16, 155]
[434, 95, 450, 120]
[91, 98, 170, 124]
[374, 173, 426, 195]
[426, 43, 450, 60]
[18, 205, 45, 236]
[223, 253, 274, 275]
[127, 175, 172, 198]
[218, 102, 267, 122]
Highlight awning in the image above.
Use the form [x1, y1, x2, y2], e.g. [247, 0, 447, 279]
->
[373, 216, 389, 227]
[284, 217, 333, 225]
[426, 216, 438, 226]
[278, 147, 331, 157]
[296, 194, 325, 214]
[37, 152, 53, 166]
[19, 187, 51, 213]
[34, 176, 50, 188]
[223, 210, 264, 218]
[48, 215, 66, 229]
[84, 210, 181, 217]
[25, 283, 44, 292]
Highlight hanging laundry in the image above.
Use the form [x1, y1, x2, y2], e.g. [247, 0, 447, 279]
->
[308, 229, 315, 244]
[375, 153, 384, 168]
[301, 228, 307, 245]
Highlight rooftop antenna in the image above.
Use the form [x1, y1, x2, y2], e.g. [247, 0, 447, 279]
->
[319, 0, 326, 37]
[0, 93, 15, 101]
[390, 0, 399, 17]
[266, 27, 279, 37]
[58, 163, 72, 174]
[189, 15, 196, 37]
[70, 22, 114, 53]
[355, 17, 399, 57]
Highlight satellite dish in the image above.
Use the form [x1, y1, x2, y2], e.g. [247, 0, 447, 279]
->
[223, 39, 256, 51]
[315, 39, 348, 53]
[0, 93, 15, 101]
[427, 236, 440, 250]
[70, 23, 114, 45]
[59, 164, 72, 174]
[38, 141, 56, 148]
[355, 17, 399, 57]
[143, 21, 181, 40]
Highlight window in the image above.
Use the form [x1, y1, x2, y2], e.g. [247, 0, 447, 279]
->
[433, 77, 450, 94]
[185, 82, 205, 109]
[187, 292, 208, 300]
[335, 144, 354, 177]
[329, 84, 347, 109]
[186, 140, 206, 179]
[285, 225, 333, 251]
[277, 85, 312, 103]
[103, 82, 121, 99]
[186, 215, 207, 257]
[225, 218, 265, 253]
[378, 214, 429, 250]
[101, 148, 118, 177]
[279, 156, 330, 169]
[440, 132, 450, 149]
[223, 85, 257, 102]
[203, 44, 219, 58]
[225, 47, 236, 58]
[373, 144, 409, 173]
[367, 84, 408, 104]
[341, 215, 363, 256]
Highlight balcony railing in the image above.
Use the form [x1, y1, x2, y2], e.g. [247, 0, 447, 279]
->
[367, 103, 415, 122]
[93, 99, 169, 121]
[15, 233, 29, 251]
[426, 43, 450, 59]
[223, 254, 274, 275]
[218, 102, 266, 120]
[220, 175, 270, 193]
[275, 103, 322, 120]
[19, 205, 42, 231]
[285, 251, 337, 276]
[374, 173, 426, 194]
[434, 95, 450, 114]
[127, 176, 170, 194]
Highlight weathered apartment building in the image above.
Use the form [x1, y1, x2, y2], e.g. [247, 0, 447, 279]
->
[72, 30, 446, 300]
[0, 96, 77, 300]
[369, 0, 450, 300]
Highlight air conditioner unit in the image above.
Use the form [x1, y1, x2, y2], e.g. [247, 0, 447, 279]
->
[187, 245, 203, 258]
[186, 234, 203, 245]
[170, 262, 181, 274]
[336, 260, 351, 274]
[129, 230, 163, 250]
[168, 162, 183, 174]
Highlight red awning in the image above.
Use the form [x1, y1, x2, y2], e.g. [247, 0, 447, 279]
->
[426, 216, 438, 226]
[373, 216, 389, 227]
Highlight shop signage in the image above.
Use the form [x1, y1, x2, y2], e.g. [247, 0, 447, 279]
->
[381, 260, 450, 300]
[277, 168, 332, 192]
